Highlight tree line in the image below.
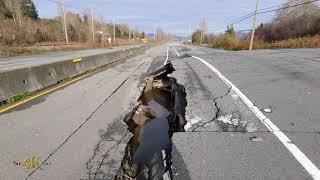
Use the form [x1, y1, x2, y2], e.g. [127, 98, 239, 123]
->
[192, 0, 320, 49]
[0, 0, 146, 46]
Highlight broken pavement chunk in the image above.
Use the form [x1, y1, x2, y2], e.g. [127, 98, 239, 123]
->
[250, 136, 264, 142]
[116, 63, 187, 179]
[262, 108, 272, 113]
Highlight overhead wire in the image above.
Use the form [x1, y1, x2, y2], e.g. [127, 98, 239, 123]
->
[206, 0, 319, 32]
[206, 0, 305, 31]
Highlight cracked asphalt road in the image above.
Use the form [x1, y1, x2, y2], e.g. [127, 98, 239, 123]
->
[170, 45, 320, 179]
[1, 44, 320, 179]
[0, 45, 169, 180]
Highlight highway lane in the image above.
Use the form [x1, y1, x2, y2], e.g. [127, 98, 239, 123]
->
[0, 44, 142, 73]
[1, 43, 320, 179]
[0, 45, 167, 180]
[169, 45, 320, 179]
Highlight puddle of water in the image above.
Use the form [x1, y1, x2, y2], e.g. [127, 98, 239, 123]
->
[131, 98, 171, 165]
[116, 63, 187, 180]
[133, 117, 170, 164]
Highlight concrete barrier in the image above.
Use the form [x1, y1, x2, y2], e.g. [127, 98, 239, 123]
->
[0, 45, 151, 102]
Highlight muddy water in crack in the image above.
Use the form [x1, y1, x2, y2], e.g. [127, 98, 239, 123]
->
[132, 97, 172, 164]
[116, 63, 187, 180]
[116, 77, 178, 180]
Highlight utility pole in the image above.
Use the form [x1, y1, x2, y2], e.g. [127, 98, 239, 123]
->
[249, 0, 259, 51]
[61, 0, 69, 44]
[200, 16, 205, 44]
[128, 25, 131, 42]
[189, 24, 191, 41]
[113, 17, 116, 42]
[101, 16, 104, 44]
[91, 8, 95, 43]
[101, 17, 104, 33]
[200, 23, 203, 43]
[133, 27, 135, 39]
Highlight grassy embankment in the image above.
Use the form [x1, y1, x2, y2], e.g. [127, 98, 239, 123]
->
[208, 35, 320, 51]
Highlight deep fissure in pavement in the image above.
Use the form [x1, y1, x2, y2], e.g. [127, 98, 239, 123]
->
[115, 63, 187, 180]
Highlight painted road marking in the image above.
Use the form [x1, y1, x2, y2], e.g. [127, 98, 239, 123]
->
[191, 55, 320, 180]
[173, 47, 180, 57]
[0, 72, 94, 114]
[172, 45, 320, 179]
[72, 58, 82, 63]
[164, 45, 170, 65]
[0, 49, 146, 114]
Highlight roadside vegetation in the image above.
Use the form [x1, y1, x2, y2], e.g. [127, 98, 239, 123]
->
[0, 0, 167, 55]
[0, 91, 31, 106]
[192, 0, 320, 50]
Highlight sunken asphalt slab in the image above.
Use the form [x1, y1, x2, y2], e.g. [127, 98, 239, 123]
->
[0, 45, 168, 180]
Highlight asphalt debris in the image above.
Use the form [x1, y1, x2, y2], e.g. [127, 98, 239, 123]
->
[115, 63, 187, 180]
[250, 136, 264, 142]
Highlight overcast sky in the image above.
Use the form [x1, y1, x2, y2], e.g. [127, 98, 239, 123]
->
[34, 0, 285, 36]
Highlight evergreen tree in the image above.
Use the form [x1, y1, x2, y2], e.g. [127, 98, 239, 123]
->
[0, 0, 38, 19]
[225, 26, 236, 37]
[83, 14, 88, 24]
[21, 0, 38, 19]
[0, 0, 12, 18]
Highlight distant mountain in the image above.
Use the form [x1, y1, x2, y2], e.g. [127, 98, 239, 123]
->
[236, 30, 250, 38]
[145, 33, 189, 41]
[146, 33, 155, 38]
[172, 35, 184, 41]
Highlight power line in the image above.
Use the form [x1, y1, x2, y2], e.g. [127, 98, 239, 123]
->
[258, 0, 319, 14]
[259, 0, 305, 12]
[207, 0, 319, 32]
[207, 0, 305, 31]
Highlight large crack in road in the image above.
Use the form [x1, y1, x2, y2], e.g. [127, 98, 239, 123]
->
[115, 63, 187, 180]
[192, 87, 232, 132]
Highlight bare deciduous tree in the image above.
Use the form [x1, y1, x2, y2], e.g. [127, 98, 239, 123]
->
[275, 0, 320, 21]
[3, 0, 22, 27]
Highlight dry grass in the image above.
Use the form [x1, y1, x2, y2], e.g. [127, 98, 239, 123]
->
[209, 35, 320, 51]
[254, 35, 320, 49]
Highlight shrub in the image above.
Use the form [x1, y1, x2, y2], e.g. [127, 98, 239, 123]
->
[209, 34, 239, 50]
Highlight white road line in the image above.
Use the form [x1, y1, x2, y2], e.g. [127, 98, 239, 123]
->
[191, 55, 320, 180]
[173, 46, 180, 57]
[164, 45, 170, 65]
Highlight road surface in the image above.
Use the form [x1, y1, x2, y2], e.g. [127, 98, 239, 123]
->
[169, 45, 320, 179]
[0, 44, 319, 179]
[0, 44, 142, 73]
